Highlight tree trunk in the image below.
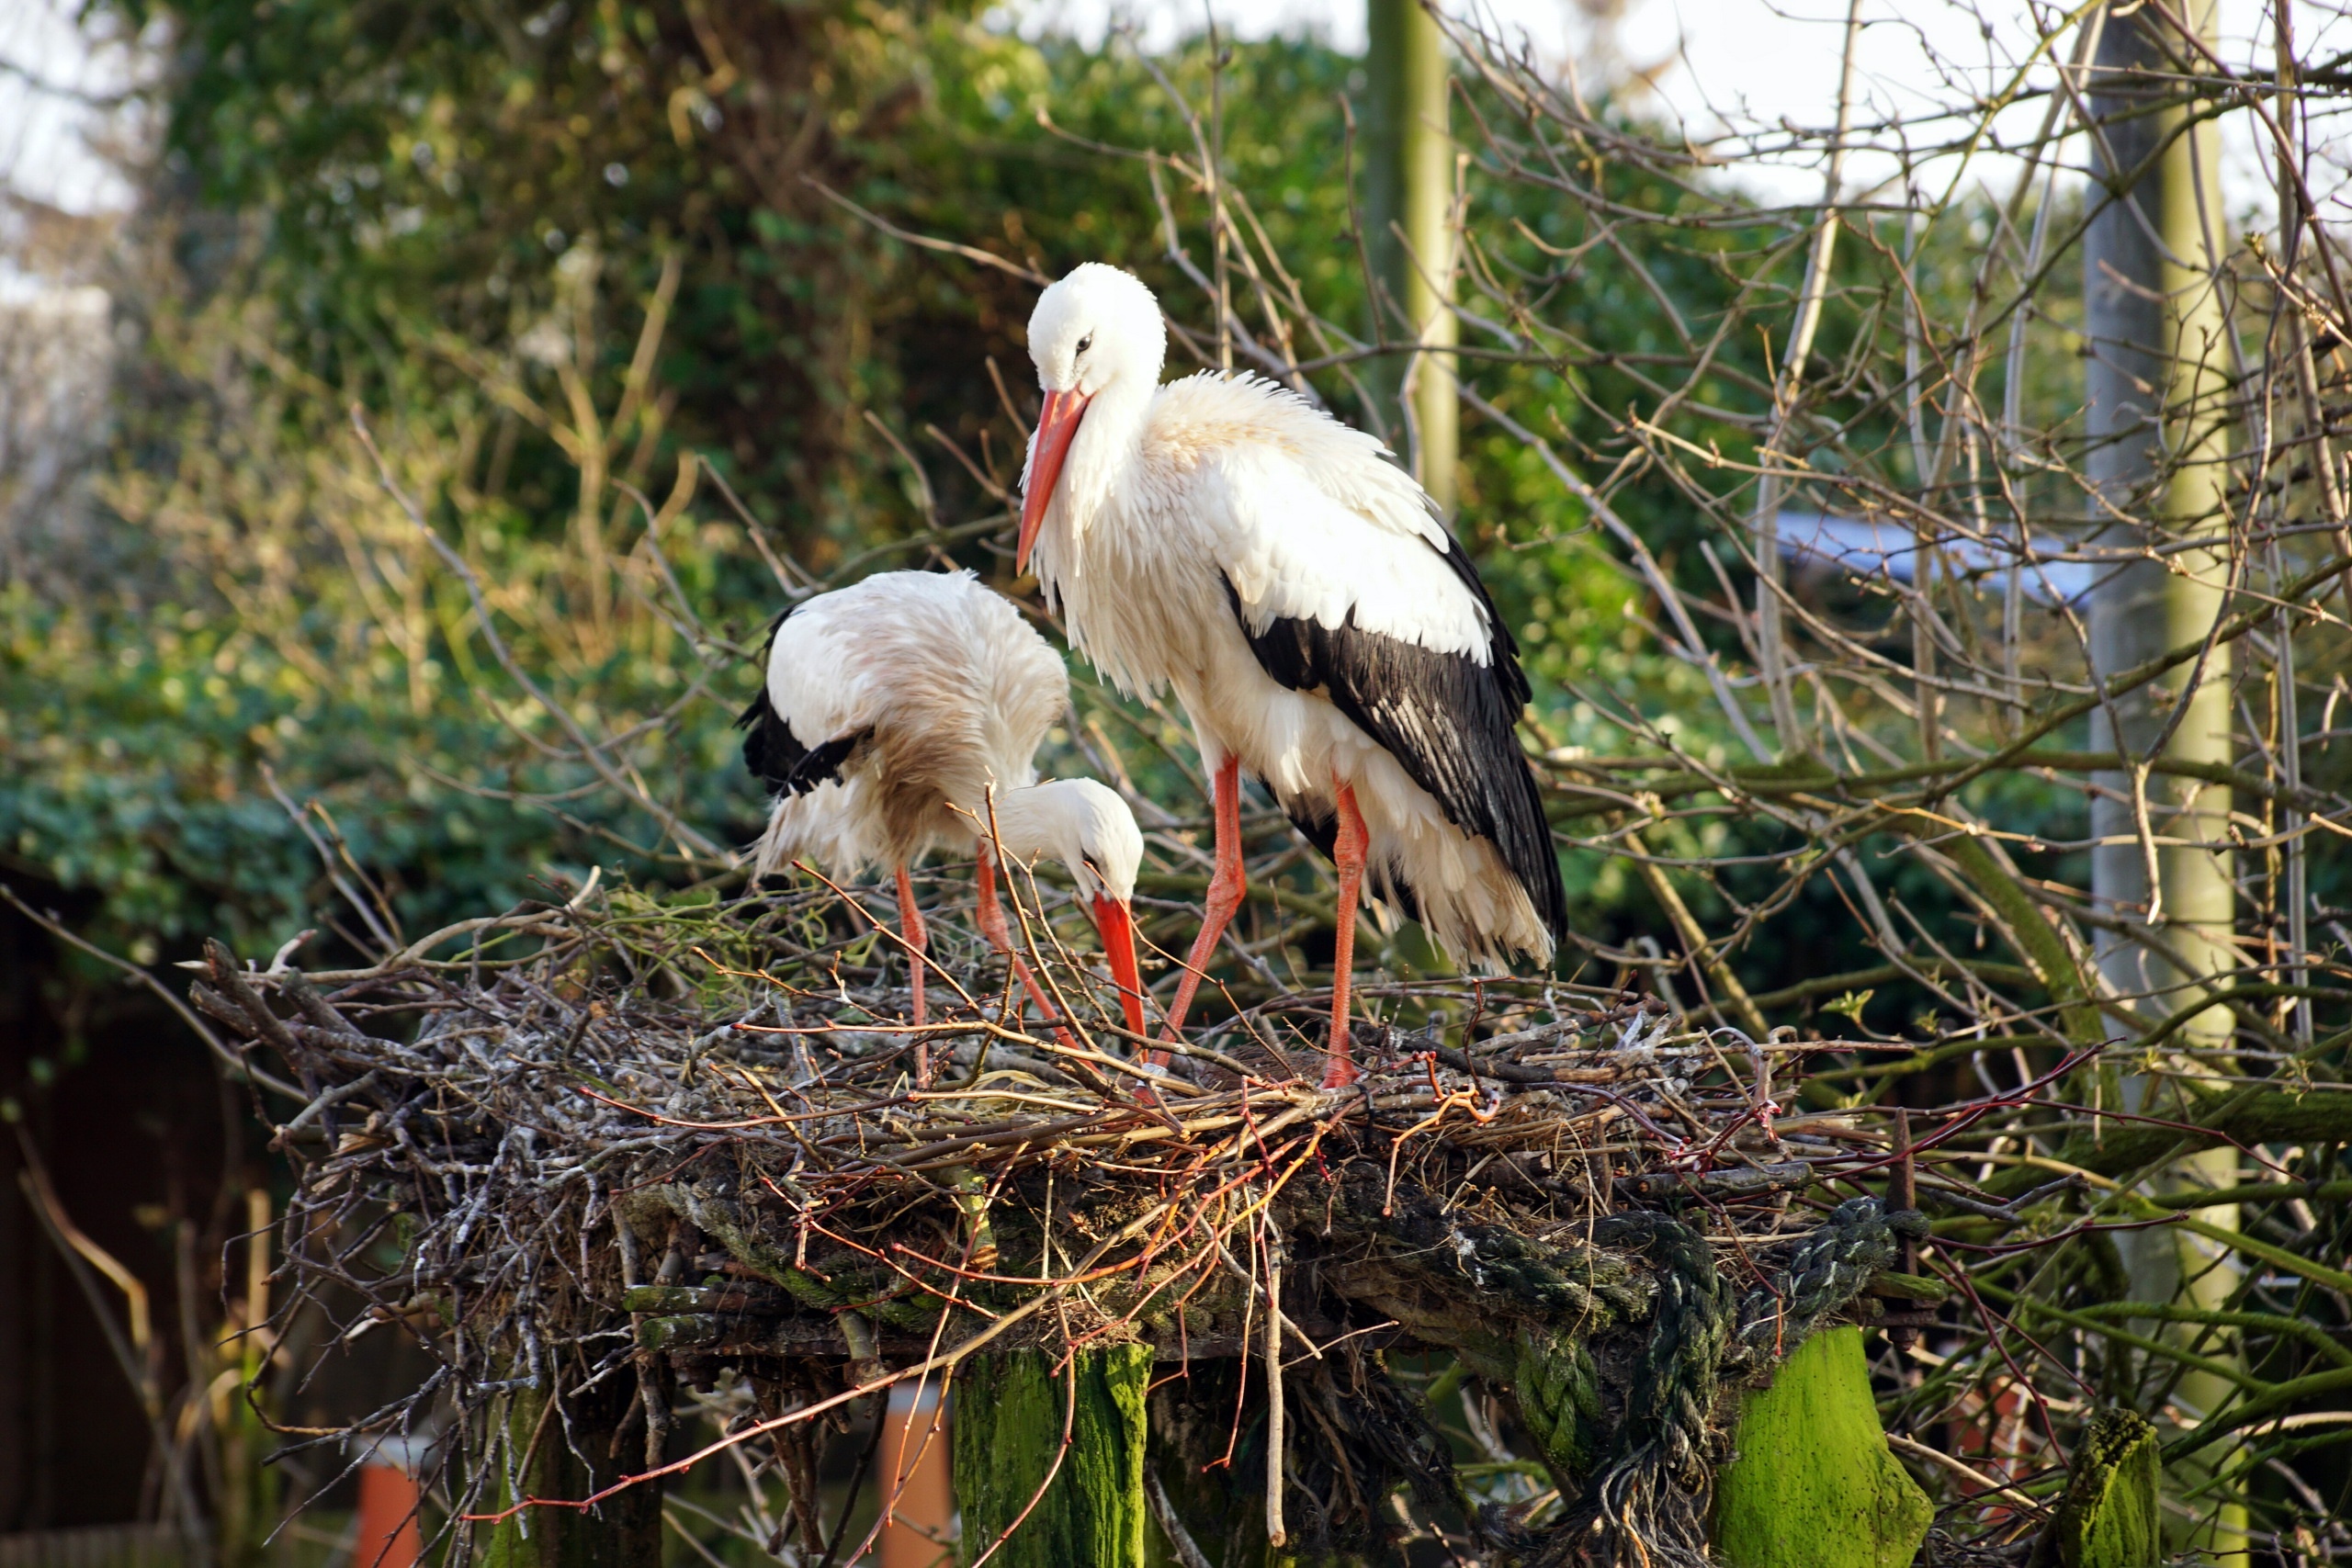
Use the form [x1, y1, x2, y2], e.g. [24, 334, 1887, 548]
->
[2082, 4, 2244, 1562]
[1363, 0, 1457, 513]
[955, 1347, 1152, 1568]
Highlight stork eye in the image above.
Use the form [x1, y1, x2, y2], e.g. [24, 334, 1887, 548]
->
[1075, 333, 1093, 356]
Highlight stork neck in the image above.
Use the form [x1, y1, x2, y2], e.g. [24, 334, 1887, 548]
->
[982, 784, 1084, 897]
[1054, 377, 1151, 545]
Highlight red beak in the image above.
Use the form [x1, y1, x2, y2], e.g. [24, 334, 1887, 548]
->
[1090, 894, 1148, 1039]
[1018, 388, 1091, 574]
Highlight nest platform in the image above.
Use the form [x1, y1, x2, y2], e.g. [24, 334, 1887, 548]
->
[193, 876, 1942, 1567]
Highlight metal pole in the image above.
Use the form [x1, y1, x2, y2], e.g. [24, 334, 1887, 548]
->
[2082, 4, 2244, 1561]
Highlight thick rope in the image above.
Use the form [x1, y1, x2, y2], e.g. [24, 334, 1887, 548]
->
[1531, 1198, 1925, 1567]
[1734, 1196, 1928, 1364]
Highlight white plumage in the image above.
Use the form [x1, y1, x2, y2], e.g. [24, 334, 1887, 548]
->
[1018, 265, 1566, 1084]
[739, 569, 1147, 1048]
[748, 570, 1067, 877]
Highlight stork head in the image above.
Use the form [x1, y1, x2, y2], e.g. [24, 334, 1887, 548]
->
[988, 778, 1149, 1036]
[1020, 264, 1166, 572]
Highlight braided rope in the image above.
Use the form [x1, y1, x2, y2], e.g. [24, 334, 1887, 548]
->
[1560, 1213, 1734, 1568]
[1532, 1198, 1926, 1566]
[1735, 1196, 1928, 1364]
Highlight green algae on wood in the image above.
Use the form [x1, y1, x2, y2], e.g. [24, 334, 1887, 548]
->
[477, 1384, 662, 1568]
[2041, 1409, 2161, 1568]
[1711, 1326, 1930, 1568]
[956, 1346, 1152, 1568]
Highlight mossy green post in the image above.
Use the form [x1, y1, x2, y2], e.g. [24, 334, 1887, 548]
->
[1711, 1328, 1931, 1568]
[2047, 1410, 2163, 1568]
[956, 1346, 1152, 1568]
[477, 1385, 662, 1568]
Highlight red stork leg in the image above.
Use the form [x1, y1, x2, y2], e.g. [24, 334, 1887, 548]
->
[1324, 779, 1368, 1089]
[975, 854, 1065, 1032]
[1156, 754, 1247, 1056]
[895, 863, 932, 1084]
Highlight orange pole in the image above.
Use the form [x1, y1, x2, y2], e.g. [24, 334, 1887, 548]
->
[878, 1382, 954, 1568]
[353, 1438, 425, 1568]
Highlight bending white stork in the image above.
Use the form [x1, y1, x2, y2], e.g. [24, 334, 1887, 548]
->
[737, 569, 1147, 1073]
[1016, 264, 1567, 1087]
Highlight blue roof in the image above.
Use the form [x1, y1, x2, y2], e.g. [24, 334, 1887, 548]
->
[1775, 511, 2096, 605]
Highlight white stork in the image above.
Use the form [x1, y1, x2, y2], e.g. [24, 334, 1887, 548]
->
[1015, 264, 1566, 1087]
[737, 569, 1148, 1074]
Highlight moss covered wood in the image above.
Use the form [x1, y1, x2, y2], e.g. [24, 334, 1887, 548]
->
[1709, 1327, 1931, 1568]
[956, 1346, 1152, 1568]
[475, 1383, 662, 1568]
[2034, 1410, 2163, 1568]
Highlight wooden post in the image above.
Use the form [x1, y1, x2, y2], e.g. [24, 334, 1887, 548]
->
[2082, 5, 2244, 1562]
[477, 1382, 662, 1568]
[1363, 0, 1457, 513]
[1711, 1327, 1932, 1568]
[2046, 1410, 2163, 1568]
[955, 1347, 1151, 1568]
[354, 1437, 430, 1568]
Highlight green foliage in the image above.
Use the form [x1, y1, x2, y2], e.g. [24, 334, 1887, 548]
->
[0, 318, 763, 954]
[117, 0, 967, 545]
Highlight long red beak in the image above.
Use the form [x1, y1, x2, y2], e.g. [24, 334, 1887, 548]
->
[1018, 388, 1091, 574]
[1090, 894, 1148, 1039]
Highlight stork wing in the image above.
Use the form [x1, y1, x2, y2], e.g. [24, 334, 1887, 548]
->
[739, 608, 868, 796]
[737, 691, 864, 796]
[1204, 446, 1567, 941]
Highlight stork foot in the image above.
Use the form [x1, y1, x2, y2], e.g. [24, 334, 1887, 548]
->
[1319, 1023, 1361, 1090]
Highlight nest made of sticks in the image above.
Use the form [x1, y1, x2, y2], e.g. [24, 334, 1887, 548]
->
[194, 870, 1937, 1566]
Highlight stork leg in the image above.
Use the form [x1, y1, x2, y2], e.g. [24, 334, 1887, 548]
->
[976, 855, 1064, 1032]
[1157, 754, 1246, 1055]
[895, 863, 932, 1084]
[1324, 779, 1368, 1090]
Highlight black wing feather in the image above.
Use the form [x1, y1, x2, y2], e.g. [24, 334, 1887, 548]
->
[738, 689, 799, 791]
[1222, 537, 1567, 942]
[737, 607, 865, 797]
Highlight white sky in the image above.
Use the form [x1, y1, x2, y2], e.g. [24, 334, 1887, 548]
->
[0, 0, 141, 218]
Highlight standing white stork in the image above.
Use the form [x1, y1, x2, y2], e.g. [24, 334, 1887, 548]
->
[737, 570, 1148, 1075]
[1016, 264, 1566, 1087]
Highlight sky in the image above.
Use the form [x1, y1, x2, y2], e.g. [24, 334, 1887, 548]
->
[4, 0, 2345, 228]
[0, 0, 141, 219]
